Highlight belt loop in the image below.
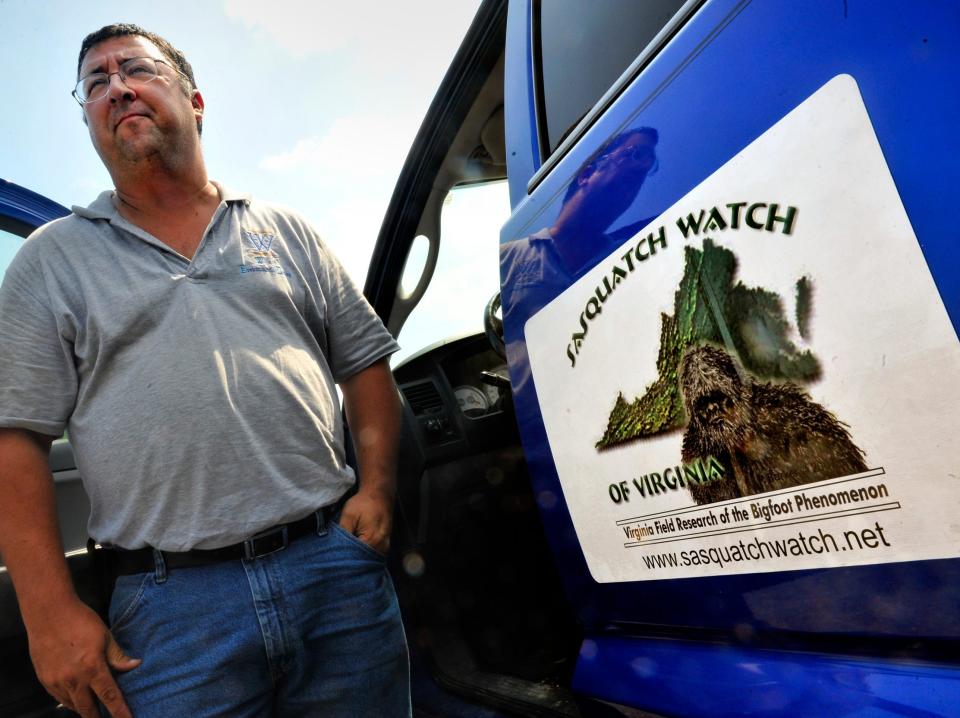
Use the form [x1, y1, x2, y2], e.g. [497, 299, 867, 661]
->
[152, 549, 168, 584]
[316, 508, 328, 537]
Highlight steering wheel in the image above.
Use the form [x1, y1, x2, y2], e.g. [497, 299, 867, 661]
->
[484, 292, 506, 359]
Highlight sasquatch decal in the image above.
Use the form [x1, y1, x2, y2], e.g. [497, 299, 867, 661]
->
[680, 345, 867, 505]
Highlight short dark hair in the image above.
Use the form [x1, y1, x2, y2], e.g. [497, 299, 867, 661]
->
[77, 24, 202, 135]
[586, 126, 658, 175]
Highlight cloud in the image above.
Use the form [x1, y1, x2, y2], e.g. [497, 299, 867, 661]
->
[256, 114, 419, 283]
[259, 114, 413, 184]
[223, 0, 479, 61]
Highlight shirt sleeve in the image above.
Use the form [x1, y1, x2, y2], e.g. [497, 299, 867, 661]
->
[279, 212, 399, 383]
[0, 236, 78, 436]
[319, 244, 400, 382]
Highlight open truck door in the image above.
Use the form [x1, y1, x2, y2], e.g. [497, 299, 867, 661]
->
[372, 1, 960, 716]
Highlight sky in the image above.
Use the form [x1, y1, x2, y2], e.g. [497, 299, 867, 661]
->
[0, 0, 484, 286]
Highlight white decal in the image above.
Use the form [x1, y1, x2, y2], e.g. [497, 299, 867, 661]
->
[524, 75, 960, 582]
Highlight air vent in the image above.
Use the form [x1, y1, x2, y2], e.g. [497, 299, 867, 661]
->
[402, 381, 444, 416]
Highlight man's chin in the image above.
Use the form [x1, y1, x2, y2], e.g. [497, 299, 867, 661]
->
[115, 133, 164, 163]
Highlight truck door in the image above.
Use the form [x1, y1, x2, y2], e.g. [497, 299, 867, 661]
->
[500, 1, 960, 715]
[0, 179, 96, 718]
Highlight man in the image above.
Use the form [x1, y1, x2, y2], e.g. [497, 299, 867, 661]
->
[0, 24, 409, 718]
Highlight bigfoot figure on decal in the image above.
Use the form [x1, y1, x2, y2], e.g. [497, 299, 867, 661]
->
[679, 345, 867, 505]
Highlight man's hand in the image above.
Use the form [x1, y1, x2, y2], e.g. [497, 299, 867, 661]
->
[338, 489, 393, 556]
[0, 428, 138, 716]
[339, 359, 401, 557]
[27, 596, 140, 718]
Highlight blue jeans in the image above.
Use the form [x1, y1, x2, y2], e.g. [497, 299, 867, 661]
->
[105, 514, 411, 717]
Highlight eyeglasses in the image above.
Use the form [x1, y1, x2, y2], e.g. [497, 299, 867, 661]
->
[72, 56, 186, 105]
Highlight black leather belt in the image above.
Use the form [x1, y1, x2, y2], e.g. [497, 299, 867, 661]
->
[109, 504, 341, 576]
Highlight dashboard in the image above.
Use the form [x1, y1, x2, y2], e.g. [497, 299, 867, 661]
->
[394, 333, 517, 467]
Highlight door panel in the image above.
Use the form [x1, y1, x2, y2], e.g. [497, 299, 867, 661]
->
[500, 0, 960, 713]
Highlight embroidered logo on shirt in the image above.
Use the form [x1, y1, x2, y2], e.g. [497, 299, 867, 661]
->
[240, 228, 289, 276]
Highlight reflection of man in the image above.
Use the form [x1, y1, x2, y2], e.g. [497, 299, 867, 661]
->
[500, 127, 658, 392]
[501, 126, 659, 318]
[0, 24, 409, 717]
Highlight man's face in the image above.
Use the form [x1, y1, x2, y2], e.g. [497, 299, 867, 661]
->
[78, 35, 203, 170]
[557, 132, 658, 236]
[581, 133, 657, 217]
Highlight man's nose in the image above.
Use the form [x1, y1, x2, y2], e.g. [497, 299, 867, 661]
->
[106, 72, 135, 102]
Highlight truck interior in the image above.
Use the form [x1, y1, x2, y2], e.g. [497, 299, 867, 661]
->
[364, 2, 588, 715]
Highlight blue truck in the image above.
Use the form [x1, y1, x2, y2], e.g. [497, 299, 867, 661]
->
[2, 1, 959, 716]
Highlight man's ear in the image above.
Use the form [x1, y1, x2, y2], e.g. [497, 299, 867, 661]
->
[192, 90, 205, 136]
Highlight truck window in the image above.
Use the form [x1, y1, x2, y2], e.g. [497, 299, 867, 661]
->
[534, 0, 686, 156]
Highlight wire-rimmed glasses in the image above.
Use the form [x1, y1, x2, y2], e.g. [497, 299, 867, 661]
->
[72, 57, 185, 105]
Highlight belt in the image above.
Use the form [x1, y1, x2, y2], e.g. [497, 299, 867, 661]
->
[109, 504, 341, 576]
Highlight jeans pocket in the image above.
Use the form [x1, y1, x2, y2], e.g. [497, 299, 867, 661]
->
[108, 572, 152, 634]
[331, 522, 388, 561]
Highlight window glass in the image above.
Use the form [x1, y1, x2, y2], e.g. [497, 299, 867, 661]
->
[535, 0, 686, 155]
[395, 181, 509, 364]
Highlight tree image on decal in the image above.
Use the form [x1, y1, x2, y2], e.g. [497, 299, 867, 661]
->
[596, 239, 868, 502]
[597, 239, 821, 450]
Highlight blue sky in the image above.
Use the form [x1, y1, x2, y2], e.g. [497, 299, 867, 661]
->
[0, 0, 482, 283]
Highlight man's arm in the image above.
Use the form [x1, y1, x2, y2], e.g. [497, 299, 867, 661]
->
[0, 429, 139, 718]
[338, 359, 401, 555]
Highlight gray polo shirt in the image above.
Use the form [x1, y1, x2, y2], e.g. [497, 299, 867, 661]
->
[0, 184, 398, 550]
